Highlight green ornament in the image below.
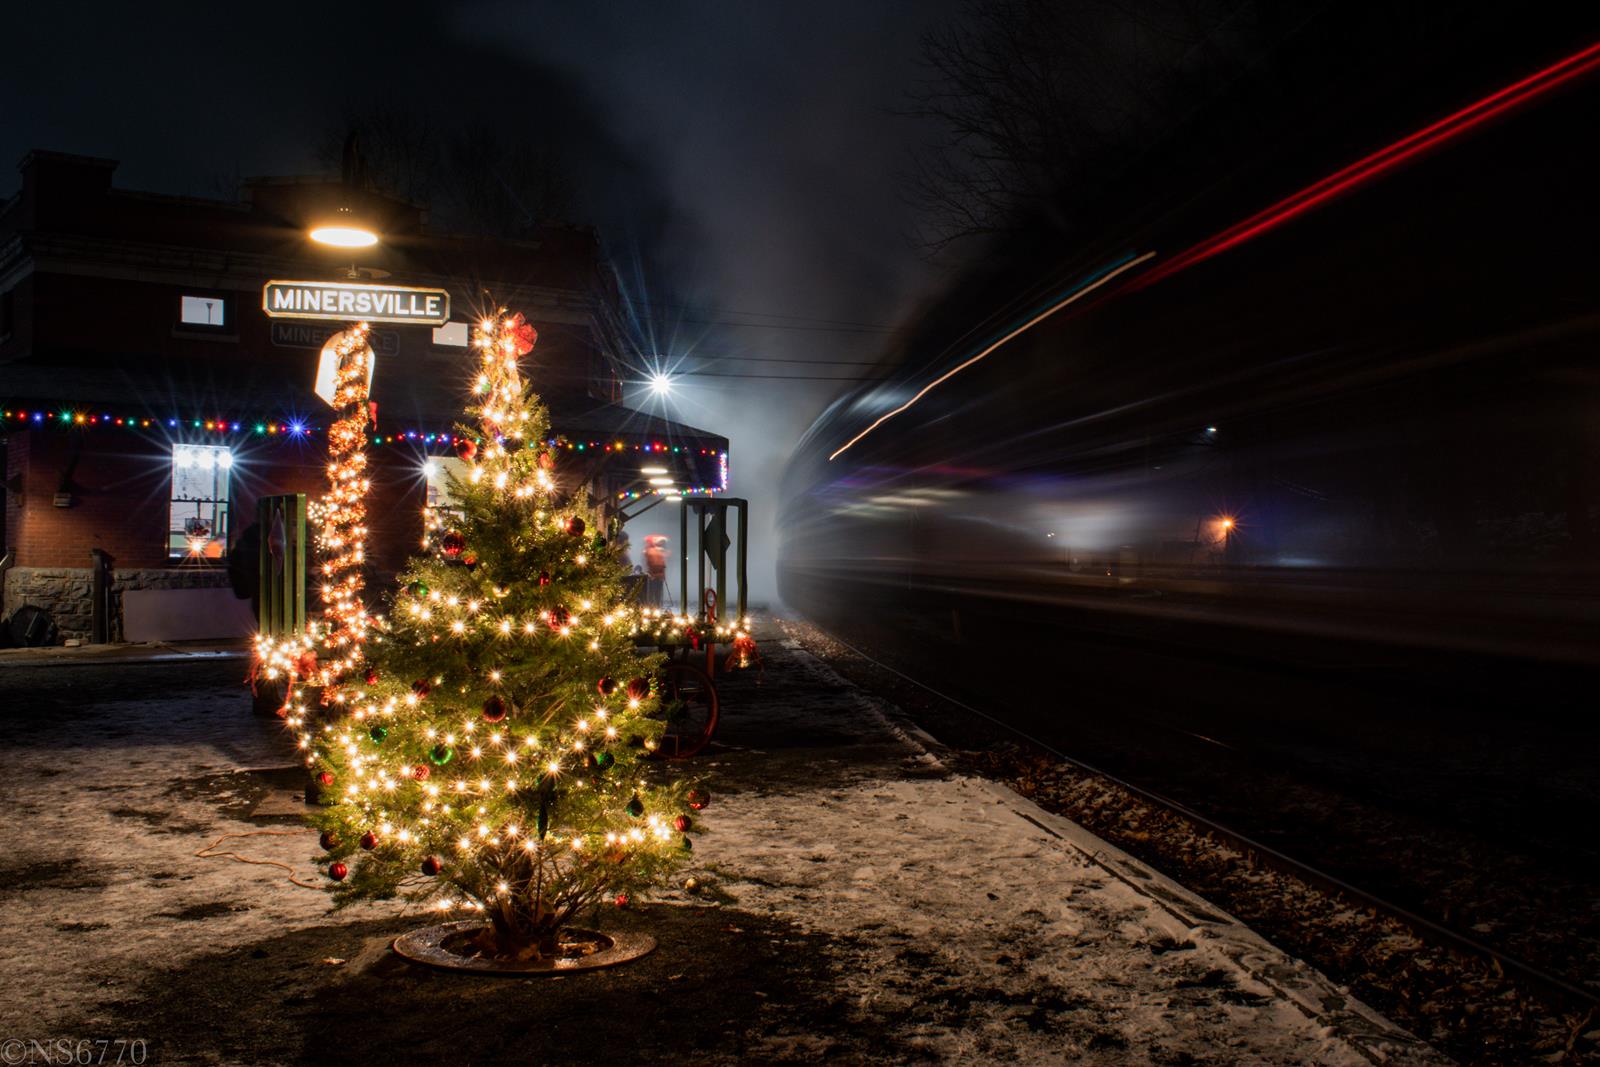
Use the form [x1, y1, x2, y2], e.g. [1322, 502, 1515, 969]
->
[680, 834, 693, 853]
[595, 751, 614, 771]
[408, 580, 429, 598]
[369, 725, 387, 743]
[430, 744, 454, 766]
[625, 795, 645, 818]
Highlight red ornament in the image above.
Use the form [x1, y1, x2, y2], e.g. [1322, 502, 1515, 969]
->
[626, 677, 650, 702]
[687, 788, 711, 811]
[364, 667, 379, 686]
[329, 862, 349, 882]
[613, 892, 630, 908]
[360, 831, 379, 851]
[440, 531, 466, 558]
[673, 814, 692, 833]
[421, 856, 443, 877]
[318, 771, 335, 786]
[549, 606, 570, 628]
[412, 678, 432, 698]
[597, 677, 617, 697]
[455, 437, 478, 461]
[538, 452, 555, 471]
[319, 830, 339, 850]
[506, 312, 539, 356]
[462, 553, 479, 569]
[411, 764, 431, 781]
[482, 695, 507, 722]
[732, 634, 758, 669]
[538, 570, 552, 586]
[566, 516, 586, 537]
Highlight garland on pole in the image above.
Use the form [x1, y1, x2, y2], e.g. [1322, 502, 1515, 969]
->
[315, 323, 376, 686]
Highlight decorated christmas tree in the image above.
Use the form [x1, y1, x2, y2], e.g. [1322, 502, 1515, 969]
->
[296, 311, 698, 959]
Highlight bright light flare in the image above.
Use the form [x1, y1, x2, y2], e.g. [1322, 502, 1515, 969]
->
[309, 226, 379, 248]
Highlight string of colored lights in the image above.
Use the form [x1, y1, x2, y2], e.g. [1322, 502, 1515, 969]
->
[1, 406, 725, 459]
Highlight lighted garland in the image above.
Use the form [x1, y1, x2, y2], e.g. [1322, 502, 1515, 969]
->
[315, 324, 376, 684]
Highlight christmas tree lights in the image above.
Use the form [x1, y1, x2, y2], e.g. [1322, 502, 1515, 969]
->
[291, 310, 695, 959]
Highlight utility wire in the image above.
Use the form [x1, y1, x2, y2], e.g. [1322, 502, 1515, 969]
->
[687, 353, 887, 366]
[646, 317, 892, 335]
[639, 369, 893, 382]
[622, 298, 898, 330]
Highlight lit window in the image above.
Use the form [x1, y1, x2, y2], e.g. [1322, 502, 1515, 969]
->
[179, 294, 228, 328]
[169, 444, 232, 559]
[425, 456, 470, 510]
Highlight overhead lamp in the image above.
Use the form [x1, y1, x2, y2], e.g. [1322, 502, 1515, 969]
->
[641, 466, 668, 475]
[648, 477, 675, 486]
[310, 205, 379, 248]
[648, 373, 674, 396]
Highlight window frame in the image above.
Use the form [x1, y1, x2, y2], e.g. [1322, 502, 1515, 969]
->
[168, 443, 233, 561]
[174, 289, 234, 334]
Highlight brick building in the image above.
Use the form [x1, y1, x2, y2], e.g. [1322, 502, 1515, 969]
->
[0, 151, 727, 644]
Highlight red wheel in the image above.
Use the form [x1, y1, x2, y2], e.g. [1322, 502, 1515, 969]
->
[652, 661, 719, 759]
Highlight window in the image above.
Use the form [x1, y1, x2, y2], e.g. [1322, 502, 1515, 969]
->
[422, 457, 469, 543]
[169, 444, 232, 559]
[424, 456, 470, 509]
[177, 292, 229, 330]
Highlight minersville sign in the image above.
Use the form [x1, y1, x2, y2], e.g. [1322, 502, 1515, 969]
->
[262, 280, 450, 326]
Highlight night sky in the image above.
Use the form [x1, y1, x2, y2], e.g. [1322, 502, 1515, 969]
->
[4, 1, 960, 600]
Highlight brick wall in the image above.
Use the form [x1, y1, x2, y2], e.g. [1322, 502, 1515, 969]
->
[2, 426, 433, 640]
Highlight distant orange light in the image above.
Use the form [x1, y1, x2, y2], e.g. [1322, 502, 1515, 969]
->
[1221, 518, 1234, 529]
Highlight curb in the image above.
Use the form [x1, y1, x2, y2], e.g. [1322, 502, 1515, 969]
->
[0, 644, 249, 669]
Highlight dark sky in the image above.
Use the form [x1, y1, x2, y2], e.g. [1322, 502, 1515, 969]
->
[4, 1, 961, 601]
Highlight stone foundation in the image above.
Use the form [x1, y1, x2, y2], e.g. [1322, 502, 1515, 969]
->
[3, 566, 236, 643]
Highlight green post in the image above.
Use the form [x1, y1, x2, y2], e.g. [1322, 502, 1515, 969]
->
[257, 493, 307, 637]
[735, 499, 748, 622]
[678, 496, 689, 616]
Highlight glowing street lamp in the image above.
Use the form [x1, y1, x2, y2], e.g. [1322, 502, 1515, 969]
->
[310, 205, 379, 249]
[648, 372, 674, 397]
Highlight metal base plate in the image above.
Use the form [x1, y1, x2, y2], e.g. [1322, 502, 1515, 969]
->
[392, 921, 656, 976]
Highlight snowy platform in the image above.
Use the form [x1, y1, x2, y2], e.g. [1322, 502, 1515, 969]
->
[0, 632, 1446, 1064]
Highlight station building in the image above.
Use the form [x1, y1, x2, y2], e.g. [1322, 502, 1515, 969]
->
[0, 151, 727, 644]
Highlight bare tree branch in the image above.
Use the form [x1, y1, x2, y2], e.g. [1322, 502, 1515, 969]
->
[898, 0, 1259, 255]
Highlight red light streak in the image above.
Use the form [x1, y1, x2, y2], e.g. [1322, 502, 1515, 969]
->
[1136, 39, 1600, 289]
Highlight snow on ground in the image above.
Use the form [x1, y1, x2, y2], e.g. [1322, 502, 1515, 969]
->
[0, 671, 358, 1034]
[0, 639, 1447, 1064]
[694, 640, 1448, 1065]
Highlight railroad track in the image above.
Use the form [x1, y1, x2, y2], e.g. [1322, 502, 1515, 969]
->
[804, 623, 1600, 1013]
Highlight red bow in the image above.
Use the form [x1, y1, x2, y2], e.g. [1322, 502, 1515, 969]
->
[508, 312, 538, 356]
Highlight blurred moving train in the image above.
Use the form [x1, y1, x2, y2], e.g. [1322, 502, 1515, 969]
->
[780, 38, 1600, 668]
